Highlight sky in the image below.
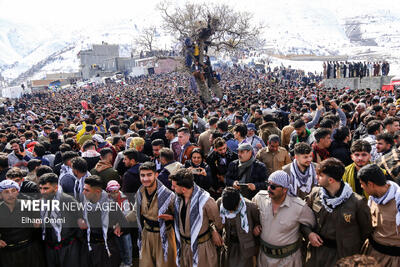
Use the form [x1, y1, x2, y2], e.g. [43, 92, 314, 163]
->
[1, 0, 399, 29]
[0, 0, 161, 28]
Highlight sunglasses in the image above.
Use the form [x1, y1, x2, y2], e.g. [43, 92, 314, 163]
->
[267, 183, 283, 190]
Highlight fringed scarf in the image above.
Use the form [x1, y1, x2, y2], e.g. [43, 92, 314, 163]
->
[369, 181, 400, 232]
[41, 187, 63, 242]
[174, 184, 210, 267]
[320, 182, 353, 213]
[220, 194, 249, 233]
[83, 191, 111, 257]
[289, 159, 317, 196]
[136, 180, 174, 262]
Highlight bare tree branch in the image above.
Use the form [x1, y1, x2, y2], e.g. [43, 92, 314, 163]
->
[134, 26, 159, 52]
[156, 0, 265, 102]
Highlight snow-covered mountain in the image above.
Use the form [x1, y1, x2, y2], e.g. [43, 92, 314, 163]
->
[1, 0, 400, 86]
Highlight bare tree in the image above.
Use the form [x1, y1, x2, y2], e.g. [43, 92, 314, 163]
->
[158, 1, 264, 103]
[134, 26, 159, 52]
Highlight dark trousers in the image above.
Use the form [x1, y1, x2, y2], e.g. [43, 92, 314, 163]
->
[45, 240, 81, 267]
[84, 237, 121, 267]
[0, 241, 46, 267]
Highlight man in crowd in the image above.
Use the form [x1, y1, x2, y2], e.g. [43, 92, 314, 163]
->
[376, 133, 394, 157]
[383, 117, 400, 135]
[71, 157, 91, 202]
[197, 117, 218, 154]
[81, 140, 101, 171]
[170, 168, 223, 267]
[206, 137, 238, 199]
[122, 148, 142, 203]
[126, 162, 177, 267]
[217, 120, 238, 153]
[0, 180, 45, 267]
[363, 120, 383, 162]
[39, 173, 83, 267]
[233, 123, 249, 147]
[8, 138, 32, 171]
[256, 134, 291, 175]
[289, 120, 314, 156]
[246, 123, 265, 154]
[252, 170, 315, 266]
[311, 128, 332, 163]
[151, 139, 165, 171]
[283, 142, 317, 199]
[150, 119, 169, 147]
[343, 140, 373, 198]
[217, 187, 260, 267]
[225, 143, 268, 200]
[158, 148, 182, 190]
[258, 114, 281, 145]
[177, 127, 198, 164]
[81, 175, 126, 267]
[91, 147, 120, 188]
[59, 151, 79, 194]
[6, 167, 39, 197]
[303, 158, 372, 266]
[165, 127, 181, 161]
[358, 164, 400, 267]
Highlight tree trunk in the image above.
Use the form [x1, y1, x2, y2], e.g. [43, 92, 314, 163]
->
[197, 79, 211, 103]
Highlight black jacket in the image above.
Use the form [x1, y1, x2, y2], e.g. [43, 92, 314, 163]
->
[206, 148, 238, 190]
[353, 123, 367, 140]
[150, 127, 169, 147]
[20, 180, 40, 199]
[49, 140, 62, 154]
[0, 168, 10, 182]
[83, 156, 100, 171]
[329, 141, 352, 166]
[225, 159, 269, 200]
[122, 164, 141, 203]
[184, 160, 212, 191]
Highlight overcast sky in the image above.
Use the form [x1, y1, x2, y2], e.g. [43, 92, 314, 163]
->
[1, 0, 399, 28]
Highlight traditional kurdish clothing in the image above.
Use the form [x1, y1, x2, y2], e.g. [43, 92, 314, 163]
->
[0, 180, 46, 267]
[0, 200, 46, 267]
[319, 183, 353, 213]
[133, 180, 177, 266]
[362, 181, 400, 266]
[218, 196, 260, 267]
[174, 184, 223, 267]
[304, 184, 372, 267]
[42, 188, 83, 267]
[285, 160, 317, 199]
[253, 190, 315, 267]
[220, 195, 249, 233]
[74, 171, 91, 202]
[83, 190, 125, 267]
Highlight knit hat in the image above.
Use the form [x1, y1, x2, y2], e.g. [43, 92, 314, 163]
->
[268, 170, 291, 189]
[106, 180, 120, 192]
[0, 180, 20, 192]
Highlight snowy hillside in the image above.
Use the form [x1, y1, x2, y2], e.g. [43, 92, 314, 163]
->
[1, 0, 400, 86]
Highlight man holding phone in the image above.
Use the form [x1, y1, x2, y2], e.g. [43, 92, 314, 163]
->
[225, 143, 269, 200]
[8, 138, 32, 172]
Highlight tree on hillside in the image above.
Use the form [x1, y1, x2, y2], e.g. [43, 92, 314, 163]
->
[158, 1, 264, 103]
[135, 26, 159, 53]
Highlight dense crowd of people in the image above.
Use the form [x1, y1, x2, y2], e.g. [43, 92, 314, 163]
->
[323, 61, 390, 79]
[0, 64, 399, 267]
